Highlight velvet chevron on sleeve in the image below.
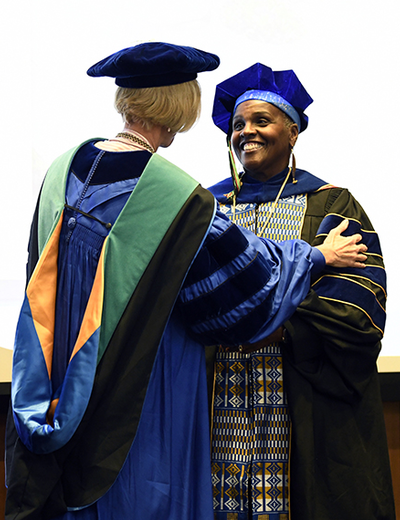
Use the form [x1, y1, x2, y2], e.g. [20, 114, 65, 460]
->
[285, 187, 386, 399]
[179, 210, 320, 346]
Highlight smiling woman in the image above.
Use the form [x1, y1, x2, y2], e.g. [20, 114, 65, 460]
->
[231, 100, 298, 181]
[207, 62, 395, 520]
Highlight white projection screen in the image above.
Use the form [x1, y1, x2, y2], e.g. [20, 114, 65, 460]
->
[1, 0, 398, 373]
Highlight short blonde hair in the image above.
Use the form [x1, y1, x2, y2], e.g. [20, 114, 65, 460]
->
[115, 80, 201, 134]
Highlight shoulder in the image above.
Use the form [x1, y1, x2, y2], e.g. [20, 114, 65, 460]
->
[307, 186, 352, 215]
[207, 176, 233, 202]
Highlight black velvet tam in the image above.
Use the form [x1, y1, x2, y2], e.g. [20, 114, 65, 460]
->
[87, 42, 220, 88]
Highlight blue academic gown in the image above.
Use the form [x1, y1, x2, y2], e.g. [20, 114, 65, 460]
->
[7, 143, 324, 520]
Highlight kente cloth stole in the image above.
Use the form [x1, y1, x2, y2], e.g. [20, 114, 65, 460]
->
[12, 140, 200, 455]
[212, 194, 307, 520]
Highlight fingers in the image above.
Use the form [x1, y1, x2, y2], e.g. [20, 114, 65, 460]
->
[346, 238, 368, 252]
[354, 261, 367, 269]
[330, 220, 363, 245]
[341, 243, 368, 267]
[331, 218, 349, 235]
[351, 233, 363, 244]
[335, 245, 368, 268]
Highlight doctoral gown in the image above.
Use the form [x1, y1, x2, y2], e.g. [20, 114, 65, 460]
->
[209, 168, 395, 520]
[6, 143, 325, 520]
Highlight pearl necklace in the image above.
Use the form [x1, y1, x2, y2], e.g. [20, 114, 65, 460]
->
[114, 132, 155, 154]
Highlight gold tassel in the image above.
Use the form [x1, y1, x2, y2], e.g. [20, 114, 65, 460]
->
[228, 139, 242, 195]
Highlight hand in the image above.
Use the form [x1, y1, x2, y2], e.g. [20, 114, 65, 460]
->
[316, 219, 368, 268]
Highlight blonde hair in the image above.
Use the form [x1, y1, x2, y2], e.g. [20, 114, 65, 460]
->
[115, 80, 201, 134]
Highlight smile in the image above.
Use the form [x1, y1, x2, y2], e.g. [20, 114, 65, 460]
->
[241, 142, 263, 152]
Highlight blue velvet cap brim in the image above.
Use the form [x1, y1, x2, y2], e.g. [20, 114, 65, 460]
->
[212, 63, 313, 133]
[87, 42, 220, 88]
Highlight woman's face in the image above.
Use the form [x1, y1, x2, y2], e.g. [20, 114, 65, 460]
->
[231, 100, 298, 182]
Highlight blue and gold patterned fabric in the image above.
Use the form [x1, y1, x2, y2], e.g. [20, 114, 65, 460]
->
[212, 195, 306, 520]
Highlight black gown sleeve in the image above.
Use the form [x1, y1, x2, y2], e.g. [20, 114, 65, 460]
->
[283, 187, 386, 402]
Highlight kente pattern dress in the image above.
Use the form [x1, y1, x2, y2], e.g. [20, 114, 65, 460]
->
[211, 193, 307, 520]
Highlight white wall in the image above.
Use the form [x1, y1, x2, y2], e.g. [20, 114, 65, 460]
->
[1, 0, 399, 360]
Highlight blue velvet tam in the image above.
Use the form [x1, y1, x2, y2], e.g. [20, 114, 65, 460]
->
[87, 42, 220, 88]
[212, 63, 313, 133]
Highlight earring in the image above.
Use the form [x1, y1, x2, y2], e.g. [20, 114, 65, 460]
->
[290, 147, 297, 184]
[167, 127, 171, 133]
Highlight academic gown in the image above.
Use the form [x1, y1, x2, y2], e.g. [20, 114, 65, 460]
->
[209, 168, 395, 520]
[5, 144, 325, 520]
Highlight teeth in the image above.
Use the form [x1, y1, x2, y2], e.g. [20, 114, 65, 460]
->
[243, 142, 262, 151]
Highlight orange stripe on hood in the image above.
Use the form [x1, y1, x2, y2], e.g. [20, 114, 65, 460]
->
[26, 212, 64, 378]
[70, 236, 107, 361]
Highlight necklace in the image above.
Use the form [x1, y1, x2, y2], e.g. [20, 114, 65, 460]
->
[114, 132, 155, 154]
[256, 167, 292, 237]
